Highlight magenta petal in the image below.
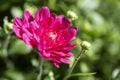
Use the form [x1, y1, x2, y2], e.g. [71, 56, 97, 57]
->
[13, 25, 22, 39]
[39, 6, 50, 20]
[24, 11, 31, 20]
[22, 33, 37, 48]
[29, 21, 39, 31]
[22, 34, 32, 47]
[63, 44, 77, 50]
[55, 52, 65, 57]
[53, 62, 59, 68]
[41, 50, 50, 58]
[22, 20, 29, 29]
[49, 57, 61, 63]
[50, 13, 56, 23]
[55, 15, 64, 25]
[34, 9, 39, 21]
[66, 52, 73, 57]
[70, 27, 78, 37]
[62, 18, 70, 28]
[33, 29, 41, 42]
[48, 13, 56, 26]
[60, 58, 70, 64]
[13, 18, 23, 38]
[14, 17, 22, 27]
[53, 15, 68, 31]
[51, 50, 66, 57]
[24, 11, 33, 22]
[50, 13, 56, 20]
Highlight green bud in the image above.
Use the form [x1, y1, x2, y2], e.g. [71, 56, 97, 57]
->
[81, 41, 91, 50]
[67, 10, 78, 21]
[31, 59, 39, 67]
[49, 71, 55, 80]
[49, 71, 54, 76]
[3, 17, 13, 34]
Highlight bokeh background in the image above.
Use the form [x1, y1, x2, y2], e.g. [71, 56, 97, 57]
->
[0, 0, 120, 80]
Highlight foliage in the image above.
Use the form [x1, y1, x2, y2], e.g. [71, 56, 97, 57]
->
[0, 0, 120, 80]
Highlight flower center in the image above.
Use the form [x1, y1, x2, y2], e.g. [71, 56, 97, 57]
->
[49, 32, 57, 40]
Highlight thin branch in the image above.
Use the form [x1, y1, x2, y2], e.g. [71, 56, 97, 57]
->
[37, 58, 44, 80]
[63, 48, 86, 80]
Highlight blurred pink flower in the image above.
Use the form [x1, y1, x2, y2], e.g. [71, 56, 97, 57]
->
[13, 6, 78, 68]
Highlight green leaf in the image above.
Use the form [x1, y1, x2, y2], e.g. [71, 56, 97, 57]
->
[31, 58, 39, 67]
[71, 72, 96, 77]
[5, 69, 24, 80]
[9, 40, 32, 55]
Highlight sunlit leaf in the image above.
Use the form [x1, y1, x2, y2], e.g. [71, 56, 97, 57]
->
[71, 72, 96, 77]
[9, 40, 32, 54]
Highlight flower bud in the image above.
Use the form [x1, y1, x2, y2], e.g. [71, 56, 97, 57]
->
[67, 10, 78, 21]
[3, 17, 13, 34]
[81, 41, 91, 50]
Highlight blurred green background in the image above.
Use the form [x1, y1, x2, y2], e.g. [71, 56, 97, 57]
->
[0, 0, 120, 80]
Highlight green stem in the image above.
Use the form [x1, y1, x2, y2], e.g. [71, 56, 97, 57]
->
[63, 48, 86, 80]
[2, 33, 14, 69]
[3, 33, 10, 57]
[37, 58, 44, 80]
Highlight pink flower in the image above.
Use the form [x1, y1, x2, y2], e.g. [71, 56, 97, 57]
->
[13, 6, 78, 68]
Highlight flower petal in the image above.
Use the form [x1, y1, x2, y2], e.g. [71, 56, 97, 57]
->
[14, 17, 22, 27]
[13, 18, 23, 38]
[13, 25, 23, 39]
[62, 18, 70, 28]
[53, 62, 59, 68]
[34, 9, 39, 21]
[63, 44, 77, 50]
[22, 34, 31, 47]
[54, 15, 64, 27]
[48, 13, 56, 27]
[50, 50, 66, 57]
[24, 11, 33, 22]
[50, 13, 56, 20]
[39, 50, 51, 58]
[60, 58, 70, 64]
[70, 27, 78, 37]
[66, 52, 73, 57]
[39, 6, 50, 20]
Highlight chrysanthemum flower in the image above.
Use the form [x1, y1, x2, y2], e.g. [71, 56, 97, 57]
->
[13, 6, 78, 68]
